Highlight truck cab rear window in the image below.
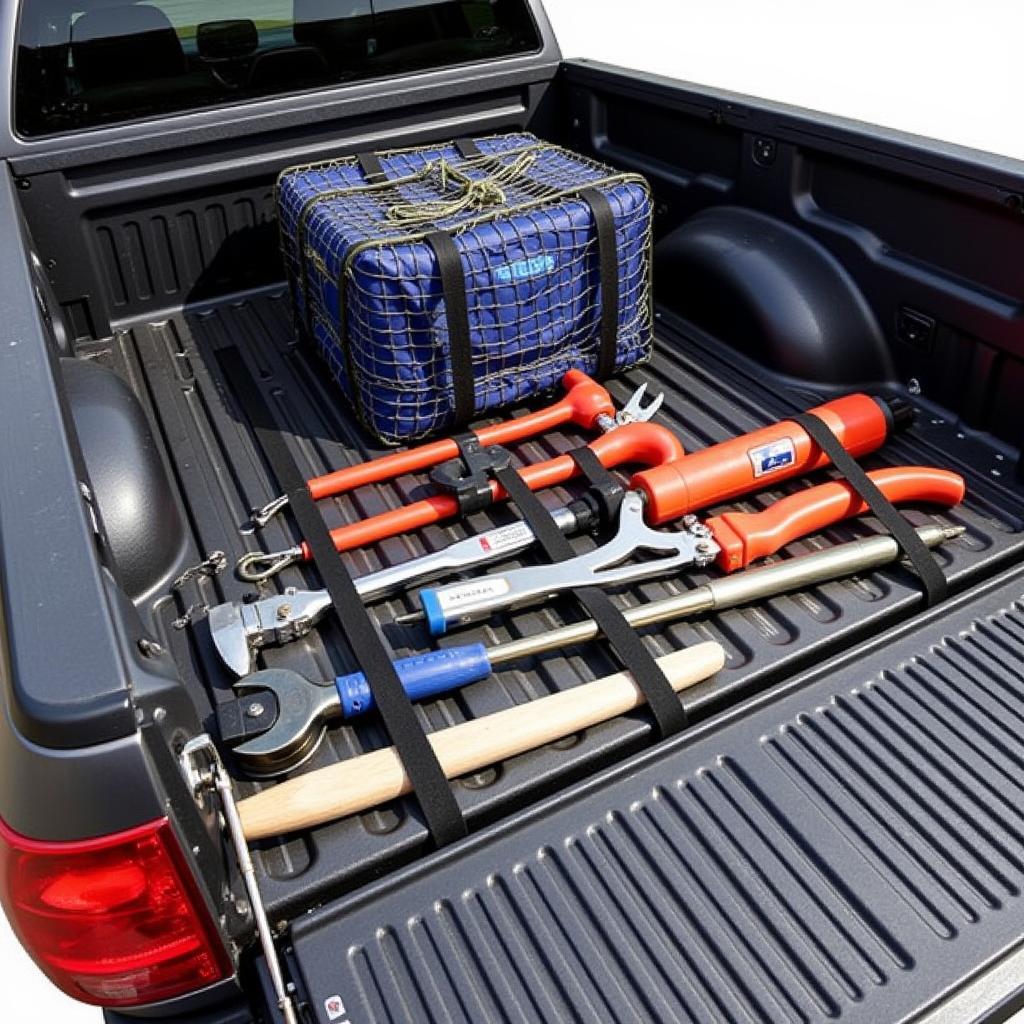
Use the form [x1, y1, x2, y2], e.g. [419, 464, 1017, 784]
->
[15, 0, 540, 138]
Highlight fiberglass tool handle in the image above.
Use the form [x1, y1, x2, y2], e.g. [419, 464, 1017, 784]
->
[248, 371, 662, 528]
[228, 521, 962, 776]
[312, 421, 685, 556]
[412, 466, 965, 635]
[236, 643, 727, 839]
[237, 420, 684, 580]
[632, 393, 911, 523]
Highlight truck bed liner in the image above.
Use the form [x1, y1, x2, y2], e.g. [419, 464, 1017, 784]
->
[90, 287, 1024, 918]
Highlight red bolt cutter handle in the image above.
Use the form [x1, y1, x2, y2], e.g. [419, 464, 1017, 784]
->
[308, 393, 904, 558]
[310, 421, 686, 556]
[307, 370, 615, 501]
[708, 466, 965, 571]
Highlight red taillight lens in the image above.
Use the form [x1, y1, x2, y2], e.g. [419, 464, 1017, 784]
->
[0, 816, 232, 1007]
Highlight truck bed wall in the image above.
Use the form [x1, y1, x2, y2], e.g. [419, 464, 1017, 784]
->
[12, 62, 1024, 467]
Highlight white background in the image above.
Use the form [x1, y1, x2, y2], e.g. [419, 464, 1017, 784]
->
[3, 0, 1024, 1019]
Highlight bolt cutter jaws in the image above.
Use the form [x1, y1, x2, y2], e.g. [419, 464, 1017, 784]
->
[616, 382, 665, 426]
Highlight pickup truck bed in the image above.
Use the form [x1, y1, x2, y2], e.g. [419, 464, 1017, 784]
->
[92, 288, 1024, 921]
[4, 6, 1024, 1019]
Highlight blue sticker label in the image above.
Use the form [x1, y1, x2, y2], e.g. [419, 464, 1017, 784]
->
[749, 438, 796, 477]
[493, 254, 556, 285]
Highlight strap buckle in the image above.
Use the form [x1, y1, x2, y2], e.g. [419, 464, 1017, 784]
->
[430, 434, 512, 515]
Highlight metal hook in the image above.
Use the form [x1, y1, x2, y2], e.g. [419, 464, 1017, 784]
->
[236, 545, 303, 583]
[247, 494, 290, 531]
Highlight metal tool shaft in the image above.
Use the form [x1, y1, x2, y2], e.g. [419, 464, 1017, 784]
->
[402, 492, 718, 633]
[356, 505, 578, 601]
[487, 525, 961, 665]
[229, 524, 962, 774]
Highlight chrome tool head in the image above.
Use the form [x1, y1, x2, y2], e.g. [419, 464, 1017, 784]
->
[209, 589, 335, 676]
[245, 494, 290, 532]
[209, 601, 255, 677]
[232, 669, 340, 777]
[616, 382, 665, 426]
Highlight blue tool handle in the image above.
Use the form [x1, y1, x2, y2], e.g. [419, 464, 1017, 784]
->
[334, 643, 490, 718]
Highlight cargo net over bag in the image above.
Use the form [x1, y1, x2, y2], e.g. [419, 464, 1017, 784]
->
[277, 133, 654, 444]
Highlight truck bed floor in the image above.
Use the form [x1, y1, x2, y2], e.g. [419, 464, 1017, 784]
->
[90, 286, 1024, 917]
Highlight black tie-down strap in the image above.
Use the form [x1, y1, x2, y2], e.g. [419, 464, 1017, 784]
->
[568, 444, 626, 531]
[579, 187, 620, 382]
[429, 432, 511, 516]
[432, 434, 627, 533]
[455, 137, 483, 159]
[218, 347, 467, 847]
[425, 231, 476, 428]
[490, 462, 689, 738]
[792, 411, 948, 607]
[359, 138, 479, 180]
[355, 150, 387, 184]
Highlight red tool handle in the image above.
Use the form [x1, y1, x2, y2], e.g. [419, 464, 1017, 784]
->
[307, 370, 615, 501]
[633, 394, 899, 525]
[708, 466, 965, 571]
[310, 422, 687, 556]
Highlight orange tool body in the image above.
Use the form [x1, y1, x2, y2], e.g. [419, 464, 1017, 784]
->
[314, 420, 685, 558]
[247, 370, 625, 531]
[632, 393, 892, 523]
[706, 465, 965, 571]
[322, 392, 900, 555]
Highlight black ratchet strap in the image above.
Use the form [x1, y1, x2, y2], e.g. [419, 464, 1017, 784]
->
[430, 431, 511, 516]
[579, 187, 619, 381]
[568, 444, 626, 531]
[218, 347, 467, 847]
[792, 411, 948, 607]
[490, 462, 689, 739]
[425, 231, 476, 427]
[355, 151, 387, 184]
[455, 137, 483, 159]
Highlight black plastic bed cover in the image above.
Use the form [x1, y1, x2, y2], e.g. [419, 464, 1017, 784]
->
[287, 563, 1024, 1024]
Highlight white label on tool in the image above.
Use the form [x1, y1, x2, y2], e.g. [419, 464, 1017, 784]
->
[438, 578, 511, 612]
[323, 995, 348, 1022]
[476, 521, 534, 555]
[749, 437, 796, 478]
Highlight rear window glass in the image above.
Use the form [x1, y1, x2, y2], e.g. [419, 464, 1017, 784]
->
[15, 0, 541, 138]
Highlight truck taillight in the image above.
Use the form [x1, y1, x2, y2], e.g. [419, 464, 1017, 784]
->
[0, 815, 232, 1007]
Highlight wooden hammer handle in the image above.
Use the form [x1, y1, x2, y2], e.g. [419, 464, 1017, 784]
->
[238, 642, 725, 840]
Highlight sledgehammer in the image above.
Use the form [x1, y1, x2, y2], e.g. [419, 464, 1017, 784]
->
[236, 642, 726, 840]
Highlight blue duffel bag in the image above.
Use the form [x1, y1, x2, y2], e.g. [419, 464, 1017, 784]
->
[277, 133, 653, 445]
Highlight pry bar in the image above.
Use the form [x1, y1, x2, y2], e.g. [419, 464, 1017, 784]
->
[228, 520, 963, 776]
